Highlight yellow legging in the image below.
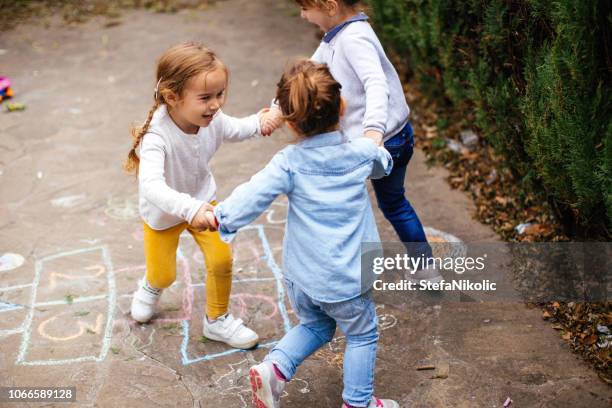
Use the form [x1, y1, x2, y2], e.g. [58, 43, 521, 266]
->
[143, 220, 232, 320]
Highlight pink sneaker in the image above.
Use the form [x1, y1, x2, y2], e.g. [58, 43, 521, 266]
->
[249, 360, 286, 408]
[342, 397, 400, 408]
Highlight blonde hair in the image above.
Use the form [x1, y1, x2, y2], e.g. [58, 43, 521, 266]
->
[124, 42, 228, 175]
[295, 0, 360, 10]
[276, 59, 342, 137]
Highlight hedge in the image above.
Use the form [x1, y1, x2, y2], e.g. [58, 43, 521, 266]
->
[366, 0, 611, 238]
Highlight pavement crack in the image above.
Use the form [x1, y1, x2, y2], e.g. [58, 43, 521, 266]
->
[177, 374, 196, 408]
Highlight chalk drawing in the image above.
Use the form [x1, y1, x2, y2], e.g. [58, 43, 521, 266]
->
[104, 195, 139, 220]
[180, 225, 292, 365]
[114, 264, 146, 275]
[81, 239, 101, 245]
[212, 358, 254, 407]
[15, 245, 116, 366]
[48, 264, 105, 290]
[38, 313, 104, 341]
[34, 294, 108, 308]
[263, 201, 288, 225]
[327, 305, 397, 353]
[50, 194, 87, 208]
[0, 283, 33, 292]
[231, 293, 279, 321]
[378, 312, 398, 331]
[212, 358, 310, 407]
[0, 253, 25, 272]
[0, 300, 24, 313]
[0, 325, 27, 338]
[0, 285, 30, 337]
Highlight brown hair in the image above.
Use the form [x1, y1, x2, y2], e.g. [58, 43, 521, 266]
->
[276, 59, 342, 137]
[124, 42, 228, 175]
[295, 0, 360, 10]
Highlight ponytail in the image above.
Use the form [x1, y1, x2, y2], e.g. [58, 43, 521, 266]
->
[124, 99, 161, 176]
[276, 59, 342, 137]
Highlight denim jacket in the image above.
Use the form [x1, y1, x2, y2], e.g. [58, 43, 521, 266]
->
[214, 131, 392, 302]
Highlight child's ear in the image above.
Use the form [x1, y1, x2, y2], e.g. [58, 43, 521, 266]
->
[162, 89, 179, 108]
[327, 0, 339, 16]
[339, 97, 346, 118]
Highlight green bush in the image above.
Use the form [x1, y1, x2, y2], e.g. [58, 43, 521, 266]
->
[366, 0, 611, 238]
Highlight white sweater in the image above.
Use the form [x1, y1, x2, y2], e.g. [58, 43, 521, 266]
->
[312, 17, 410, 141]
[138, 104, 260, 230]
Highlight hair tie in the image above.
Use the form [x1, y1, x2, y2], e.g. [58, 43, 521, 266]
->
[154, 77, 163, 100]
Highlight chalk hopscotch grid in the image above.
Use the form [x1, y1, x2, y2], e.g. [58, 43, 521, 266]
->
[0, 284, 33, 336]
[180, 224, 292, 365]
[15, 245, 117, 366]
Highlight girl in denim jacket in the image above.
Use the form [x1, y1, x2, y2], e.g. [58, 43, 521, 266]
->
[210, 60, 399, 408]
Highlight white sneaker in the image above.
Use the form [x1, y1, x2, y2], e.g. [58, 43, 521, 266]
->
[203, 313, 259, 349]
[341, 397, 400, 408]
[130, 279, 162, 323]
[249, 360, 286, 408]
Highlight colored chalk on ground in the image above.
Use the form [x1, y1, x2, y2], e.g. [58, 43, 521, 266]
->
[6, 102, 26, 112]
[0, 253, 25, 272]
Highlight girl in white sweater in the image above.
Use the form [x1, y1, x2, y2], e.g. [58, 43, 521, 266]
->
[124, 42, 267, 349]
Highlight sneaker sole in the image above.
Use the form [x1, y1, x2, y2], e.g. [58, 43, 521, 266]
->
[202, 331, 259, 350]
[249, 367, 274, 408]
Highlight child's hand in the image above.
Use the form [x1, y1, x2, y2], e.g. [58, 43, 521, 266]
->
[363, 130, 383, 146]
[260, 107, 284, 136]
[364, 130, 384, 146]
[204, 210, 218, 230]
[191, 203, 218, 232]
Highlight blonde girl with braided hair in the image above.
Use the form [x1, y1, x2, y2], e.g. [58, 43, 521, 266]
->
[208, 59, 398, 408]
[124, 42, 265, 349]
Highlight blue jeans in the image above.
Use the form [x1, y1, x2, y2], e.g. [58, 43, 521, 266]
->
[371, 122, 432, 258]
[266, 280, 378, 407]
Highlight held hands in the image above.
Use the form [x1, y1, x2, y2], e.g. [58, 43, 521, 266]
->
[191, 203, 219, 232]
[260, 107, 284, 136]
[364, 130, 384, 146]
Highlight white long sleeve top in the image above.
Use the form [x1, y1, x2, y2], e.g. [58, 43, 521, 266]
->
[137, 104, 261, 230]
[311, 13, 410, 141]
